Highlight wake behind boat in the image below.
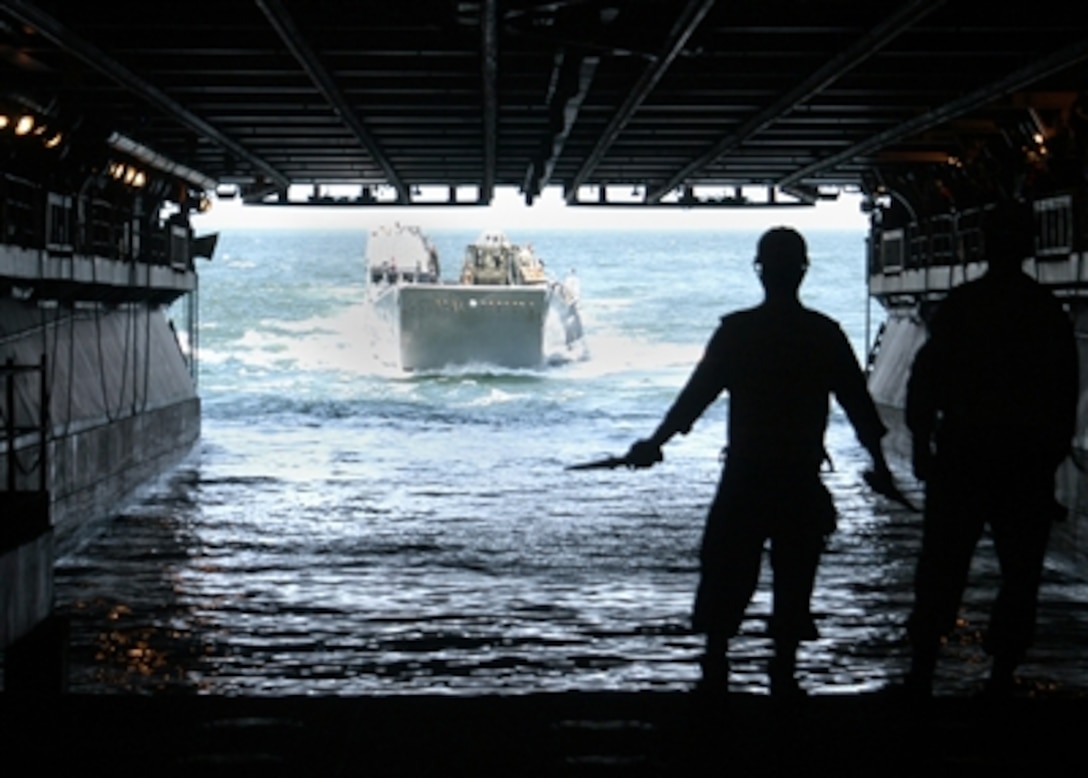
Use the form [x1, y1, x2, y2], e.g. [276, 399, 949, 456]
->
[365, 225, 584, 371]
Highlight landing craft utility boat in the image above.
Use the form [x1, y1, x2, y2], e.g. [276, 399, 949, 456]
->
[365, 225, 584, 370]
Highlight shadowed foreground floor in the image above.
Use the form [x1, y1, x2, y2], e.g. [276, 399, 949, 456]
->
[2, 690, 1084, 776]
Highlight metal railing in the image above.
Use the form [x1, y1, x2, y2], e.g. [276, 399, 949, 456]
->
[2, 355, 48, 493]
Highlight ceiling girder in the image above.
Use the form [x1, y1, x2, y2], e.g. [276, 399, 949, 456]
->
[255, 0, 410, 201]
[645, 0, 945, 203]
[480, 0, 498, 204]
[563, 0, 716, 204]
[2, 2, 1084, 206]
[524, 49, 601, 203]
[2, 0, 290, 190]
[777, 35, 1088, 189]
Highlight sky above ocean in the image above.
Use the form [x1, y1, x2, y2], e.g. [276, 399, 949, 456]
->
[192, 185, 870, 234]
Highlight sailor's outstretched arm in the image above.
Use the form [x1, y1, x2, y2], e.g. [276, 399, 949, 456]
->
[827, 325, 913, 508]
[625, 327, 729, 467]
[625, 405, 687, 468]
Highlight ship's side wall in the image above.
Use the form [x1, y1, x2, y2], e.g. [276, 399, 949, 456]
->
[1, 299, 199, 554]
[46, 397, 200, 555]
[867, 309, 927, 477]
[1, 133, 206, 654]
[866, 313, 928, 412]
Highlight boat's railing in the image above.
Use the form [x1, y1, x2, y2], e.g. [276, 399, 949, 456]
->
[369, 267, 438, 285]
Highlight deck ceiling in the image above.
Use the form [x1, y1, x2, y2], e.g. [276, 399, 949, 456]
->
[2, 0, 1087, 207]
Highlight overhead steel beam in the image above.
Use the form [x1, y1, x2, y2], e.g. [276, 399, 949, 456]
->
[479, 0, 498, 204]
[255, 0, 410, 202]
[1, 0, 289, 191]
[564, 0, 716, 204]
[645, 0, 944, 203]
[777, 36, 1088, 189]
[524, 50, 600, 204]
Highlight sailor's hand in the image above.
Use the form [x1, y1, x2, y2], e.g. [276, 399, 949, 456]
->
[625, 439, 663, 469]
[863, 464, 894, 496]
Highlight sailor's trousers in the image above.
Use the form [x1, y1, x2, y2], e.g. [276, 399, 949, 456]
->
[692, 463, 831, 644]
[908, 459, 1058, 663]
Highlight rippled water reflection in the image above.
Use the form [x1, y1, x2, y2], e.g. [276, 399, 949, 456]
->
[55, 416, 1088, 698]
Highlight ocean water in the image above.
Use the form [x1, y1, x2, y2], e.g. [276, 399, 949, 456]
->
[53, 227, 1086, 696]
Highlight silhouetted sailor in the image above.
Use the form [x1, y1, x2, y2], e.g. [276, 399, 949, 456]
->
[904, 202, 1078, 698]
[627, 227, 893, 699]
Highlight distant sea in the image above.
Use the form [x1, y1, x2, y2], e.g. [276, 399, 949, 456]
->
[51, 227, 997, 696]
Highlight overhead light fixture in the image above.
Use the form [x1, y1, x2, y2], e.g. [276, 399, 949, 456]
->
[107, 132, 218, 191]
[0, 115, 9, 129]
[14, 115, 34, 135]
[106, 161, 149, 188]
